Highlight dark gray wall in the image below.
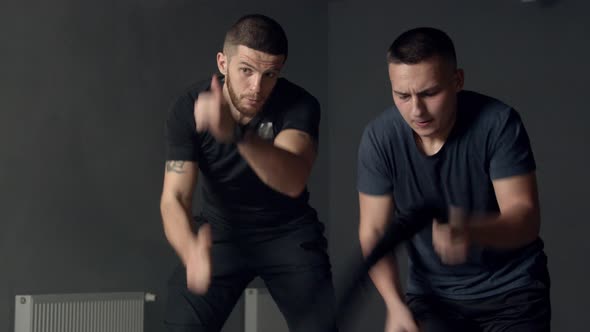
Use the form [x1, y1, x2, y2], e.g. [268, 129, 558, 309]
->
[1, 1, 327, 331]
[3, 0, 589, 331]
[327, 1, 590, 331]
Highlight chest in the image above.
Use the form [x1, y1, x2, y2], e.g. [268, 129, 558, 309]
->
[392, 138, 497, 213]
[197, 116, 279, 183]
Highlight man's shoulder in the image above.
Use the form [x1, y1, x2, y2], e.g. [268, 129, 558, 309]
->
[269, 78, 319, 107]
[459, 90, 514, 119]
[274, 77, 311, 95]
[358, 107, 408, 159]
[363, 107, 405, 139]
[458, 90, 519, 132]
[169, 76, 223, 117]
[166, 78, 217, 135]
[166, 78, 212, 116]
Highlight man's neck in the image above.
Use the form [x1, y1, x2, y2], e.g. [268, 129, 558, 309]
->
[415, 134, 445, 156]
[414, 116, 456, 156]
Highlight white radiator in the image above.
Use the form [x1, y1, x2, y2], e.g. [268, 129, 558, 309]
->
[14, 292, 155, 332]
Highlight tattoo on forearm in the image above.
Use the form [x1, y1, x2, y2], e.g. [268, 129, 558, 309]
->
[166, 160, 186, 173]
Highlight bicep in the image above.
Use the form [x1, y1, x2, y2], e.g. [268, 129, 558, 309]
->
[162, 160, 198, 206]
[358, 192, 395, 255]
[492, 172, 539, 213]
[359, 192, 395, 233]
[274, 129, 317, 168]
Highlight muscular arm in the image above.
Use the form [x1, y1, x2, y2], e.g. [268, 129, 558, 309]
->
[358, 192, 406, 310]
[159, 160, 198, 264]
[467, 172, 541, 249]
[237, 128, 316, 198]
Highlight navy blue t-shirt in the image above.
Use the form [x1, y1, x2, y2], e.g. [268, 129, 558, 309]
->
[357, 90, 549, 300]
[166, 77, 320, 226]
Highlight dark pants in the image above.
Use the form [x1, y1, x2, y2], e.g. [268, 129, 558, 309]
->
[164, 217, 337, 332]
[407, 286, 551, 332]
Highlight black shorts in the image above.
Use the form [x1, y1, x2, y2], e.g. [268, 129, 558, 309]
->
[164, 217, 337, 332]
[407, 286, 551, 332]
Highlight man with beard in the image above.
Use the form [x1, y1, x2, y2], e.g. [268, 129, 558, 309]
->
[160, 14, 336, 332]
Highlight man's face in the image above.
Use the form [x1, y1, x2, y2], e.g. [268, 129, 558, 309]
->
[388, 56, 464, 140]
[217, 45, 285, 117]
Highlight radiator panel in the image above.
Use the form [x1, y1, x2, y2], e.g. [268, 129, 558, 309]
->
[15, 292, 144, 332]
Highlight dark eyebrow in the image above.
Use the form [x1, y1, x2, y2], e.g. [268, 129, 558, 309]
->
[238, 61, 281, 74]
[421, 85, 441, 93]
[393, 85, 442, 96]
[238, 61, 255, 68]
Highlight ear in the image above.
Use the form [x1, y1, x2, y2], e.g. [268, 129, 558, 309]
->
[217, 52, 228, 75]
[454, 69, 465, 92]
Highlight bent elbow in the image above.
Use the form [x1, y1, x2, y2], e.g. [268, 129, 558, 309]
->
[358, 226, 384, 256]
[524, 215, 541, 245]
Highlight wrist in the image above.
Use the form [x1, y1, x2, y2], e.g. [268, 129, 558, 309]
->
[180, 234, 199, 265]
[384, 296, 407, 312]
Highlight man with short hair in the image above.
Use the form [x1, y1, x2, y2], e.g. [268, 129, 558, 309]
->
[358, 27, 551, 332]
[160, 14, 336, 332]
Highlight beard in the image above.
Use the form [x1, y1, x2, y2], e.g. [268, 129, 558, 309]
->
[226, 73, 267, 117]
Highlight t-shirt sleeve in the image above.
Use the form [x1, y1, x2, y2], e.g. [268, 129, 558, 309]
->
[165, 93, 200, 162]
[279, 94, 321, 141]
[357, 124, 394, 195]
[489, 108, 536, 179]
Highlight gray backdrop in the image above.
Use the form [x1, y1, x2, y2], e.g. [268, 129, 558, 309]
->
[2, 0, 588, 331]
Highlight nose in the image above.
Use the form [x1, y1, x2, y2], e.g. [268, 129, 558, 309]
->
[250, 74, 262, 94]
[411, 96, 426, 116]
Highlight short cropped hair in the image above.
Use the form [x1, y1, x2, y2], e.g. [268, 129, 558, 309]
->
[224, 14, 288, 59]
[387, 27, 456, 68]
